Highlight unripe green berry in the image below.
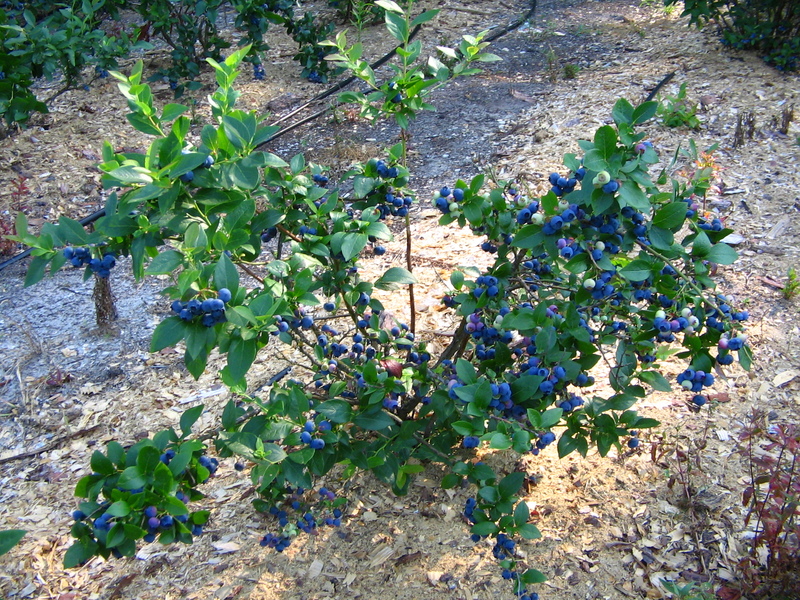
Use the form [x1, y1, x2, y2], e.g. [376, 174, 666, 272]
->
[593, 171, 611, 188]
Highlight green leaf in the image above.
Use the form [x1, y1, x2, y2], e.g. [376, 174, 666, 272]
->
[653, 202, 687, 230]
[611, 98, 634, 126]
[618, 180, 650, 212]
[24, 256, 50, 287]
[223, 115, 255, 150]
[290, 153, 305, 175]
[163, 495, 189, 516]
[705, 243, 738, 265]
[90, 450, 115, 476]
[520, 567, 547, 583]
[353, 175, 376, 198]
[0, 530, 26, 556]
[316, 400, 353, 423]
[452, 421, 474, 436]
[489, 432, 512, 449]
[227, 337, 257, 382]
[145, 250, 184, 275]
[214, 253, 239, 291]
[221, 400, 244, 430]
[455, 359, 477, 384]
[649, 226, 675, 251]
[136, 445, 161, 475]
[341, 233, 368, 261]
[513, 500, 530, 527]
[117, 466, 146, 490]
[168, 445, 194, 476]
[619, 259, 653, 282]
[151, 317, 187, 352]
[185, 222, 208, 249]
[384, 10, 408, 42]
[594, 126, 617, 160]
[539, 407, 563, 429]
[170, 152, 206, 179]
[498, 472, 524, 498]
[632, 101, 658, 124]
[691, 230, 712, 257]
[107, 164, 153, 185]
[376, 0, 403, 13]
[354, 408, 394, 431]
[161, 103, 188, 122]
[106, 501, 131, 518]
[441, 473, 462, 489]
[411, 8, 439, 27]
[58, 216, 89, 245]
[512, 224, 545, 250]
[126, 113, 162, 136]
[638, 370, 672, 392]
[63, 537, 99, 568]
[375, 267, 417, 290]
[180, 405, 204, 437]
[471, 521, 498, 536]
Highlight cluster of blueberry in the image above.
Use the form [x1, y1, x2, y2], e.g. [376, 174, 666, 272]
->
[557, 393, 585, 414]
[171, 288, 231, 327]
[463, 499, 539, 600]
[299, 418, 330, 450]
[260, 487, 343, 552]
[253, 63, 266, 80]
[548, 170, 581, 196]
[627, 430, 640, 449]
[63, 247, 117, 278]
[472, 275, 502, 299]
[374, 159, 399, 180]
[433, 185, 465, 214]
[676, 368, 715, 406]
[261, 227, 278, 244]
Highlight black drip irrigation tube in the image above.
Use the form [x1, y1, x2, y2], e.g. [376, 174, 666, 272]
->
[0, 1, 540, 273]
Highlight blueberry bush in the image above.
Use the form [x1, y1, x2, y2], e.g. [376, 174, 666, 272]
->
[14, 1, 752, 595]
[665, 0, 800, 71]
[0, 0, 337, 127]
[0, 1, 141, 127]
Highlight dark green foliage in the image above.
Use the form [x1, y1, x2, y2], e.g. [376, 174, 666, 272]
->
[0, 2, 140, 126]
[329, 0, 387, 27]
[0, 0, 340, 126]
[285, 12, 339, 83]
[666, 0, 800, 71]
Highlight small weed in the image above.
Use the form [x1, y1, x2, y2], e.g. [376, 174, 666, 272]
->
[658, 82, 701, 129]
[651, 418, 713, 510]
[545, 46, 559, 82]
[1, 175, 30, 256]
[563, 63, 580, 79]
[784, 267, 800, 300]
[661, 579, 716, 600]
[721, 412, 800, 598]
[733, 109, 756, 148]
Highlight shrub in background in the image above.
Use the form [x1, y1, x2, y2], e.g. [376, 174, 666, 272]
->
[666, 0, 800, 71]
